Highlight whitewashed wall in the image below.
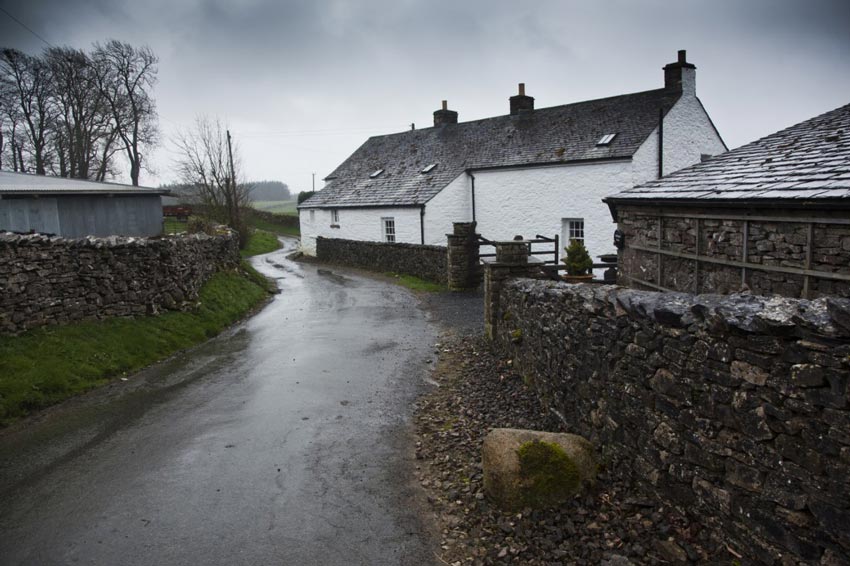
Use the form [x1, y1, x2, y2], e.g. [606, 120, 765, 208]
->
[632, 93, 727, 183]
[472, 161, 633, 264]
[299, 206, 422, 255]
[423, 174, 472, 244]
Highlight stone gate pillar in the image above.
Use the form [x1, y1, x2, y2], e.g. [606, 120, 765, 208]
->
[484, 240, 537, 340]
[446, 222, 481, 290]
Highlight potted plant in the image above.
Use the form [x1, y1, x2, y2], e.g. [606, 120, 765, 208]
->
[561, 239, 594, 283]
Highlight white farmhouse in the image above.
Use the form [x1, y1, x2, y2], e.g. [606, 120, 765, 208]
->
[299, 51, 726, 262]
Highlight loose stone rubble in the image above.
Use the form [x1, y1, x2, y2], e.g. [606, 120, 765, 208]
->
[415, 336, 732, 565]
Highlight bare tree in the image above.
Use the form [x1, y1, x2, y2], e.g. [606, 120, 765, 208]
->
[45, 46, 115, 179]
[92, 40, 158, 186]
[0, 48, 54, 174]
[173, 116, 252, 245]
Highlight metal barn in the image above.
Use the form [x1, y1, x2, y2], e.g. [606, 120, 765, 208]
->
[0, 171, 167, 238]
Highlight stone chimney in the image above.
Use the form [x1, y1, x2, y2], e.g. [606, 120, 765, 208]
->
[433, 100, 458, 127]
[663, 50, 696, 96]
[509, 83, 535, 115]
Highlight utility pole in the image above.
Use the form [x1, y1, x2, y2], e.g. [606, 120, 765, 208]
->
[226, 129, 239, 227]
[312, 172, 315, 192]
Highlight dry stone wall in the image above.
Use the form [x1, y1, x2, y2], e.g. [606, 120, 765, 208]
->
[617, 206, 850, 299]
[492, 278, 850, 564]
[0, 230, 240, 335]
[315, 236, 447, 285]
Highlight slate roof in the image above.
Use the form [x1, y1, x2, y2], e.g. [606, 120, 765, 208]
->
[300, 88, 681, 208]
[607, 102, 850, 205]
[0, 171, 167, 195]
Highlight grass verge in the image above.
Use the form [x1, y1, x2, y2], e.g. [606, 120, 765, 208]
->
[385, 272, 446, 293]
[0, 233, 279, 426]
[241, 229, 282, 258]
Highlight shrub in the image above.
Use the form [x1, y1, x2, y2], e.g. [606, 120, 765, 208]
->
[562, 239, 593, 275]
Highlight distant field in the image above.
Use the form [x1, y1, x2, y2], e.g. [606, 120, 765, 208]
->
[251, 200, 298, 216]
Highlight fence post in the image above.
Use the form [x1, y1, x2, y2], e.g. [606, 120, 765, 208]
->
[446, 222, 481, 290]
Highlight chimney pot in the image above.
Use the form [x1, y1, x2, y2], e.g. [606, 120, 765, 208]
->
[518, 83, 525, 96]
[678, 50, 687, 64]
[441, 100, 447, 111]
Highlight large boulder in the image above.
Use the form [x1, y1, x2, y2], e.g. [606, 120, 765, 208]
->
[482, 428, 598, 511]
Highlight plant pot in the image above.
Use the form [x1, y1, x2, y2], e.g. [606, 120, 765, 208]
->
[561, 274, 593, 283]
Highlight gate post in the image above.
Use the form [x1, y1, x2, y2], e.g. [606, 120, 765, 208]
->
[484, 241, 535, 340]
[446, 222, 481, 290]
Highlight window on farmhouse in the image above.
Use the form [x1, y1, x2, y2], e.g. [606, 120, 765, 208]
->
[382, 217, 396, 243]
[331, 209, 339, 224]
[568, 219, 584, 241]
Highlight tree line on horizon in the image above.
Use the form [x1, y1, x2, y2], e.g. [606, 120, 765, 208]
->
[159, 180, 291, 202]
[0, 40, 158, 186]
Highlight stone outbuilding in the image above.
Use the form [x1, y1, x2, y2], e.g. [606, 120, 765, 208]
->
[299, 51, 726, 269]
[605, 102, 850, 299]
[0, 171, 167, 238]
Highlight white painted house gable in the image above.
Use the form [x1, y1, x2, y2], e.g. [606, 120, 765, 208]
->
[299, 51, 726, 260]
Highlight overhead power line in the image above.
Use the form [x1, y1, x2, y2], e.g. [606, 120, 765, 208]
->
[0, 6, 54, 48]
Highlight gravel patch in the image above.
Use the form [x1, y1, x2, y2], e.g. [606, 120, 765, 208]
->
[414, 335, 733, 566]
[418, 289, 484, 337]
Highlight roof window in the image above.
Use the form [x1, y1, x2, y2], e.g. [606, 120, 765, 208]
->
[597, 133, 617, 146]
[370, 169, 384, 179]
[421, 163, 437, 174]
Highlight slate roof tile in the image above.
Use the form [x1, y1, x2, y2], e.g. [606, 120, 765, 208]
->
[609, 102, 850, 203]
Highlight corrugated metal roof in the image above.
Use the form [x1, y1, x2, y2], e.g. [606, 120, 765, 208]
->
[301, 88, 681, 208]
[608, 102, 850, 204]
[0, 171, 168, 195]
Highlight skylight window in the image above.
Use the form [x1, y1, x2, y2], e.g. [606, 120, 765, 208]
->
[597, 133, 617, 146]
[421, 163, 437, 174]
[370, 169, 384, 179]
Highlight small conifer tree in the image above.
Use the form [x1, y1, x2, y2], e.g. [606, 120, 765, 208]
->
[562, 239, 593, 275]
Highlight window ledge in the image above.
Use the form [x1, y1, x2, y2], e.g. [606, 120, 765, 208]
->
[330, 224, 340, 229]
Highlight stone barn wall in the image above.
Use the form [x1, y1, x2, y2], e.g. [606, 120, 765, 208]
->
[491, 278, 850, 564]
[0, 230, 240, 335]
[616, 206, 850, 299]
[315, 236, 447, 285]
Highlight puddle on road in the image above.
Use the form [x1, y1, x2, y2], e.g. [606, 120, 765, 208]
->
[316, 269, 353, 286]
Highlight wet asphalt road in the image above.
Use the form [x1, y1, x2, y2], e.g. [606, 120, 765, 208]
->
[0, 238, 441, 566]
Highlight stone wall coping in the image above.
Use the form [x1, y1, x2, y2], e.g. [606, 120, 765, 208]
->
[506, 277, 850, 338]
[0, 229, 235, 247]
[316, 236, 446, 253]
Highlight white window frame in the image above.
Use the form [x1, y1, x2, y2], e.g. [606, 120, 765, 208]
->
[330, 209, 339, 224]
[566, 218, 585, 242]
[382, 217, 396, 243]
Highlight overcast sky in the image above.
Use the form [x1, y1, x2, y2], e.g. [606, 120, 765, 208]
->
[1, 0, 849, 192]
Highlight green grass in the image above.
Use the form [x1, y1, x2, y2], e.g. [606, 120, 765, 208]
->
[385, 272, 446, 293]
[246, 215, 300, 237]
[0, 267, 271, 426]
[241, 229, 282, 258]
[251, 200, 298, 215]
